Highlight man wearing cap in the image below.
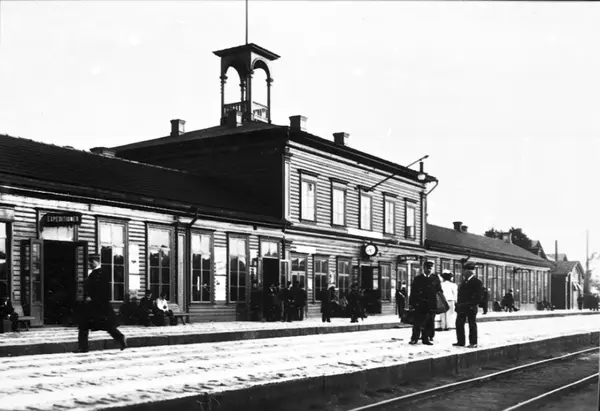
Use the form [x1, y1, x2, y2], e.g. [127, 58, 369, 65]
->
[408, 260, 439, 345]
[453, 261, 484, 348]
[77, 254, 127, 353]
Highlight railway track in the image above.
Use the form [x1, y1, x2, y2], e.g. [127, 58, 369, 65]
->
[346, 347, 599, 411]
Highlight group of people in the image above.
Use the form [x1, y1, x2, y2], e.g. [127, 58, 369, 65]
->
[407, 260, 485, 348]
[321, 282, 366, 323]
[263, 281, 307, 322]
[120, 289, 176, 327]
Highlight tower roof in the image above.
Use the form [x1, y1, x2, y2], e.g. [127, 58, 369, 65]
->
[213, 43, 280, 61]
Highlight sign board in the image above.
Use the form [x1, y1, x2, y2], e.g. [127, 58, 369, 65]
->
[214, 247, 227, 274]
[0, 207, 15, 222]
[215, 275, 226, 301]
[42, 212, 82, 227]
[397, 255, 420, 263]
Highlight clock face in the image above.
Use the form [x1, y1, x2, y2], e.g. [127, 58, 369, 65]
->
[365, 244, 378, 256]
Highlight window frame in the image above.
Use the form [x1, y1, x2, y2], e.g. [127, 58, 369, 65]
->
[190, 230, 213, 304]
[290, 253, 308, 290]
[227, 234, 249, 304]
[313, 255, 329, 302]
[300, 174, 318, 222]
[331, 183, 347, 227]
[404, 201, 417, 240]
[97, 218, 128, 303]
[359, 190, 373, 231]
[336, 257, 351, 298]
[379, 263, 392, 301]
[384, 197, 396, 235]
[0, 221, 11, 300]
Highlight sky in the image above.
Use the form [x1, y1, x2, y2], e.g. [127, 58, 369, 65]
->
[0, 1, 599, 272]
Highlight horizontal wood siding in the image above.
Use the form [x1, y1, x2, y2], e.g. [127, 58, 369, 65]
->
[289, 144, 423, 246]
[129, 220, 147, 297]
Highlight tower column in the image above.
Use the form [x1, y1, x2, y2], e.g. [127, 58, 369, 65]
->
[266, 77, 273, 124]
[220, 75, 227, 124]
[245, 70, 254, 122]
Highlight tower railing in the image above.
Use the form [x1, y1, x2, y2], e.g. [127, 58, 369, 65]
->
[223, 100, 269, 123]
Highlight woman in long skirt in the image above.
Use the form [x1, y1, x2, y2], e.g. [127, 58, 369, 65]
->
[440, 270, 458, 331]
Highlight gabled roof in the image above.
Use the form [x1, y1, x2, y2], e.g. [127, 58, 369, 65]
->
[426, 224, 551, 267]
[112, 121, 436, 184]
[0, 134, 284, 226]
[527, 239, 548, 259]
[550, 260, 584, 276]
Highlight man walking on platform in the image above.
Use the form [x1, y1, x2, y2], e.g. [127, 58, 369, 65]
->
[453, 262, 484, 349]
[77, 254, 127, 353]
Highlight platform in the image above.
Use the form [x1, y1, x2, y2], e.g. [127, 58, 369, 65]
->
[0, 309, 598, 358]
[0, 313, 598, 411]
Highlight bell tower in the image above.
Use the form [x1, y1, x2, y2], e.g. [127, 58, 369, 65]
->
[213, 43, 280, 125]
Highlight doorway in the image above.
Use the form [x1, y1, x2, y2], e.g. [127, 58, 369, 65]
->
[262, 258, 279, 317]
[44, 241, 77, 325]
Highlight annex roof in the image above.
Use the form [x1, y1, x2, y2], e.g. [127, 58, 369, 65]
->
[0, 134, 284, 226]
[550, 260, 584, 276]
[426, 224, 552, 267]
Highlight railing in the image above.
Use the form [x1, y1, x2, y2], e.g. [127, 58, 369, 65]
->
[223, 101, 269, 123]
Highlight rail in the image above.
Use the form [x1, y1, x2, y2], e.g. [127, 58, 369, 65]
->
[347, 346, 600, 411]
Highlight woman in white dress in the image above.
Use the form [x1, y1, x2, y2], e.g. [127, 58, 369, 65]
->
[440, 270, 458, 331]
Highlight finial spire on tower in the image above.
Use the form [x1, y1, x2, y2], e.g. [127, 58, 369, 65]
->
[245, 0, 249, 45]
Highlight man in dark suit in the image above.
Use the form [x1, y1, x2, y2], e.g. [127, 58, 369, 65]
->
[0, 294, 19, 332]
[77, 254, 127, 353]
[424, 261, 442, 342]
[408, 261, 438, 345]
[453, 262, 484, 348]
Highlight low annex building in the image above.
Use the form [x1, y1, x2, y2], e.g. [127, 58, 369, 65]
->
[425, 222, 553, 311]
[0, 134, 286, 326]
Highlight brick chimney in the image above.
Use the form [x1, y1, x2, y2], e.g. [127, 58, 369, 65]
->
[170, 119, 186, 136]
[90, 147, 116, 158]
[461, 225, 468, 233]
[333, 132, 349, 146]
[226, 110, 243, 128]
[453, 221, 463, 232]
[289, 115, 307, 131]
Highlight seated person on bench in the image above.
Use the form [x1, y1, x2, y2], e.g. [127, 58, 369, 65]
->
[153, 292, 174, 326]
[138, 289, 155, 326]
[1, 294, 19, 332]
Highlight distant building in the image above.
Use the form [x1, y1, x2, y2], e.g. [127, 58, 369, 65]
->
[550, 260, 584, 309]
[425, 222, 553, 311]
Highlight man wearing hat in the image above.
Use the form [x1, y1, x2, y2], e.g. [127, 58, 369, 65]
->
[77, 254, 127, 353]
[453, 261, 484, 348]
[408, 260, 440, 345]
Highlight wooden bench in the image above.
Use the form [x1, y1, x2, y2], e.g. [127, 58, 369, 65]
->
[167, 303, 189, 325]
[13, 304, 36, 331]
[148, 302, 189, 326]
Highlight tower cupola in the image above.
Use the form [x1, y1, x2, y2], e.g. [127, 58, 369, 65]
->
[213, 43, 280, 125]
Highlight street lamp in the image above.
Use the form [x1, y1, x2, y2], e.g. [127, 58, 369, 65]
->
[366, 154, 430, 192]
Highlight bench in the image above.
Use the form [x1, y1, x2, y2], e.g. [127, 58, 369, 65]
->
[148, 302, 189, 326]
[13, 304, 36, 331]
[167, 303, 189, 325]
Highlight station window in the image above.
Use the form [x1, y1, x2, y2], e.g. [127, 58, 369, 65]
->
[360, 192, 372, 231]
[314, 256, 329, 301]
[191, 232, 212, 303]
[291, 254, 307, 289]
[332, 187, 346, 226]
[384, 198, 395, 234]
[148, 226, 172, 301]
[379, 264, 391, 301]
[0, 223, 9, 298]
[300, 178, 317, 221]
[228, 236, 248, 303]
[337, 258, 351, 298]
[405, 203, 416, 239]
[99, 221, 126, 302]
